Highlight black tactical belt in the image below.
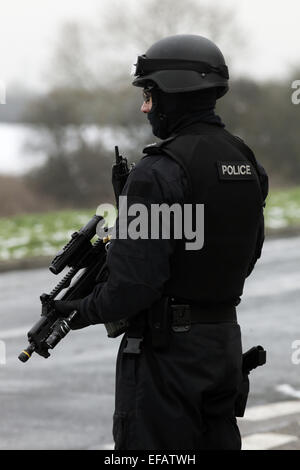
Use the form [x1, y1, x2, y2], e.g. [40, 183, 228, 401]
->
[123, 301, 237, 354]
[171, 303, 237, 332]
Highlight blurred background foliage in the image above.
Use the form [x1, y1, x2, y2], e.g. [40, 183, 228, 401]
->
[0, 0, 299, 257]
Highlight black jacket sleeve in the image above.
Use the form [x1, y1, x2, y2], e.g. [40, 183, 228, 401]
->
[78, 153, 188, 325]
[246, 162, 269, 278]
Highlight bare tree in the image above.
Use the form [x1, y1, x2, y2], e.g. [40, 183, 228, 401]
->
[24, 0, 248, 208]
[102, 0, 241, 49]
[47, 0, 243, 89]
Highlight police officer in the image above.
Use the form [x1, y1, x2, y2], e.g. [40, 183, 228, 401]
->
[55, 34, 268, 450]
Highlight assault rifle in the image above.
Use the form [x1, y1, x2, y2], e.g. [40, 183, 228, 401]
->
[18, 147, 132, 363]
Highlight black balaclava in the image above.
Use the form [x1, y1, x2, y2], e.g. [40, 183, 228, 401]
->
[147, 87, 224, 140]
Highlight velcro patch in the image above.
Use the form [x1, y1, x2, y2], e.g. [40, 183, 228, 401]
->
[217, 161, 256, 180]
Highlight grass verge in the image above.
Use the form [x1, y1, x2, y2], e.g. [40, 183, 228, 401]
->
[0, 187, 300, 262]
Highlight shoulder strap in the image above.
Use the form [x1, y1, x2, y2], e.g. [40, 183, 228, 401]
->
[143, 135, 193, 201]
[143, 135, 178, 155]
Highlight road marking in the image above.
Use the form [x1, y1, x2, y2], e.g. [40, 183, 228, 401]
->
[88, 443, 114, 450]
[244, 400, 300, 421]
[242, 433, 298, 450]
[0, 326, 29, 339]
[92, 437, 299, 451]
[276, 384, 300, 399]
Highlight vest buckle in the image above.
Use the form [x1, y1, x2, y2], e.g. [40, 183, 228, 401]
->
[123, 336, 143, 354]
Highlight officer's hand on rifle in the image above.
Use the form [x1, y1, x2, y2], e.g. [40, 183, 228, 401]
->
[54, 300, 91, 330]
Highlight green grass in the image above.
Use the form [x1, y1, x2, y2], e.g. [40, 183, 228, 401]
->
[0, 187, 300, 261]
[0, 209, 95, 261]
[264, 187, 300, 230]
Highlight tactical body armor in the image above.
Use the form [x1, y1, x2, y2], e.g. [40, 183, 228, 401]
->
[143, 122, 268, 306]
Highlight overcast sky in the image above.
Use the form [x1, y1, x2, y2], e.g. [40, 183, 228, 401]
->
[0, 0, 299, 91]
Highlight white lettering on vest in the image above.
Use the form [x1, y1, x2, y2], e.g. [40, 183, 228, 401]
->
[222, 164, 252, 176]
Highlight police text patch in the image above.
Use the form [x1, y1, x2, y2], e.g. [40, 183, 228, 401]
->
[217, 161, 256, 180]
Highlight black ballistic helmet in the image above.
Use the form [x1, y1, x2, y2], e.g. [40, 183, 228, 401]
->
[132, 34, 229, 99]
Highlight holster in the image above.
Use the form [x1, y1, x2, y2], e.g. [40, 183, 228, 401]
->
[235, 373, 250, 418]
[235, 345, 266, 417]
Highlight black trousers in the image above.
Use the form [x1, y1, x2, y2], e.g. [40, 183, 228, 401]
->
[113, 322, 243, 450]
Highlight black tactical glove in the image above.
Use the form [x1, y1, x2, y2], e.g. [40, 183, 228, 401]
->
[54, 299, 91, 330]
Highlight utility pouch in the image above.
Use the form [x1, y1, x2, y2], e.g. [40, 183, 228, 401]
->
[171, 304, 192, 332]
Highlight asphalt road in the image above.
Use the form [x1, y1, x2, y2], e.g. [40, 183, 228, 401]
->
[0, 235, 300, 450]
